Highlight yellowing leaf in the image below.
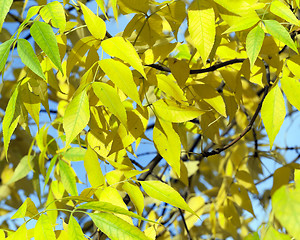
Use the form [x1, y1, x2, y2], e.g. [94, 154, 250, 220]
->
[68, 215, 85, 240]
[34, 214, 56, 240]
[153, 99, 204, 123]
[30, 21, 63, 73]
[270, 0, 299, 26]
[84, 147, 105, 189]
[93, 82, 127, 127]
[246, 25, 264, 69]
[79, 2, 106, 40]
[263, 20, 298, 53]
[89, 212, 150, 240]
[153, 119, 181, 176]
[281, 76, 300, 111]
[188, 1, 215, 64]
[122, 182, 144, 216]
[140, 181, 197, 216]
[272, 186, 300, 239]
[62, 147, 86, 162]
[192, 84, 227, 117]
[169, 58, 190, 87]
[7, 156, 34, 185]
[78, 201, 155, 223]
[59, 160, 78, 196]
[287, 55, 300, 77]
[261, 84, 286, 149]
[0, 0, 13, 31]
[40, 1, 66, 32]
[157, 74, 187, 102]
[263, 226, 290, 240]
[11, 198, 39, 220]
[0, 39, 14, 72]
[2, 86, 21, 157]
[118, 0, 149, 14]
[98, 59, 142, 106]
[270, 166, 291, 195]
[63, 90, 90, 147]
[95, 0, 108, 19]
[101, 37, 146, 78]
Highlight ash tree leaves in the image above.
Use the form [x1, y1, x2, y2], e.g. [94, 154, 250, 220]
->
[3, 0, 300, 239]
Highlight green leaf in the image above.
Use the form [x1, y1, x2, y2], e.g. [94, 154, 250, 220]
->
[40, 1, 66, 32]
[62, 147, 87, 162]
[188, 1, 215, 64]
[44, 154, 58, 190]
[98, 59, 142, 106]
[59, 160, 78, 196]
[92, 82, 127, 127]
[270, 0, 300, 26]
[78, 2, 106, 40]
[263, 20, 298, 53]
[88, 212, 150, 240]
[30, 21, 63, 73]
[263, 226, 290, 240]
[272, 186, 300, 239]
[281, 75, 300, 111]
[78, 201, 156, 224]
[246, 25, 265, 69]
[63, 90, 90, 147]
[2, 86, 21, 158]
[140, 180, 197, 216]
[68, 215, 85, 240]
[8, 156, 34, 184]
[34, 214, 56, 240]
[261, 84, 286, 149]
[0, 0, 13, 32]
[101, 37, 146, 78]
[0, 39, 14, 72]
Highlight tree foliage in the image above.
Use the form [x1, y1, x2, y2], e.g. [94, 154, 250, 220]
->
[1, 0, 300, 239]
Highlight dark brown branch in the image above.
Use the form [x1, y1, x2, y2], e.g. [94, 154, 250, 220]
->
[179, 209, 192, 240]
[146, 58, 246, 75]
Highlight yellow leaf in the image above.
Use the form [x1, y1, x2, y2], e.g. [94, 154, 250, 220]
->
[270, 166, 291, 195]
[140, 180, 197, 215]
[34, 214, 56, 240]
[281, 76, 300, 111]
[192, 83, 227, 117]
[99, 187, 133, 224]
[168, 58, 190, 87]
[11, 198, 39, 220]
[101, 37, 146, 78]
[40, 1, 66, 32]
[68, 215, 85, 240]
[63, 90, 90, 147]
[188, 1, 215, 64]
[93, 82, 127, 127]
[230, 184, 255, 216]
[122, 182, 144, 216]
[185, 196, 205, 230]
[236, 170, 258, 194]
[118, 0, 149, 14]
[261, 84, 286, 149]
[78, 2, 106, 40]
[84, 147, 105, 190]
[98, 59, 142, 106]
[286, 55, 300, 77]
[157, 74, 187, 102]
[270, 0, 300, 26]
[153, 99, 204, 123]
[153, 119, 181, 177]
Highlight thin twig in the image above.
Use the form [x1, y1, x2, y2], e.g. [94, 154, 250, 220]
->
[179, 208, 192, 240]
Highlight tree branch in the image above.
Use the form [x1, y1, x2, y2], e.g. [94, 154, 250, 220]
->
[146, 58, 246, 75]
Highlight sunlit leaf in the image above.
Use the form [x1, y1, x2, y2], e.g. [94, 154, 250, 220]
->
[188, 1, 215, 64]
[34, 214, 56, 240]
[270, 0, 299, 26]
[68, 215, 85, 240]
[0, 39, 14, 72]
[272, 186, 300, 239]
[140, 180, 197, 216]
[261, 84, 286, 149]
[92, 82, 127, 127]
[63, 90, 90, 147]
[79, 2, 106, 40]
[7, 156, 34, 184]
[30, 21, 63, 73]
[89, 212, 150, 240]
[246, 25, 264, 69]
[40, 1, 66, 32]
[11, 198, 39, 220]
[0, 0, 13, 31]
[101, 37, 146, 78]
[281, 75, 300, 111]
[263, 20, 298, 53]
[59, 160, 78, 196]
